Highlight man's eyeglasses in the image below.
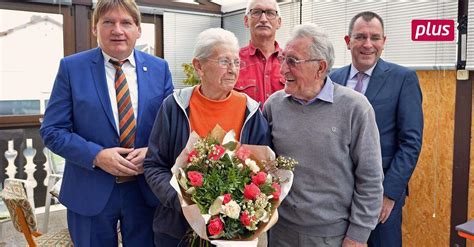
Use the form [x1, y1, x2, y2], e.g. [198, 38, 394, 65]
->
[249, 9, 278, 20]
[351, 34, 383, 42]
[207, 58, 241, 69]
[277, 56, 321, 67]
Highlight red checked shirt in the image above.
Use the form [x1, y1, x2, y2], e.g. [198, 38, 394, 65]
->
[235, 41, 285, 107]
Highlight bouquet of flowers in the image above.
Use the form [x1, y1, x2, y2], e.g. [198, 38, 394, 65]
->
[170, 126, 297, 245]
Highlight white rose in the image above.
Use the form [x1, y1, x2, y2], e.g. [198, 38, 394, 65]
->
[255, 208, 269, 223]
[222, 200, 241, 219]
[245, 159, 260, 173]
[266, 174, 273, 184]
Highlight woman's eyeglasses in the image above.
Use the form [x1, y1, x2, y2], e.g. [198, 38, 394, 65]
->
[207, 58, 241, 69]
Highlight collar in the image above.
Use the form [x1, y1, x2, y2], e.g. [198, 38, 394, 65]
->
[249, 40, 282, 56]
[284, 76, 334, 105]
[349, 62, 376, 80]
[102, 49, 136, 68]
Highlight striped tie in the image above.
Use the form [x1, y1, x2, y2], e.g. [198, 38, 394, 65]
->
[110, 59, 136, 148]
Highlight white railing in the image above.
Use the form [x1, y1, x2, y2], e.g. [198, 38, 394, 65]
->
[1, 135, 66, 233]
[4, 138, 54, 208]
[1, 133, 52, 208]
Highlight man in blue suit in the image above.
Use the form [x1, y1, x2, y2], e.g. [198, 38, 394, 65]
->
[330, 11, 423, 247]
[40, 0, 173, 245]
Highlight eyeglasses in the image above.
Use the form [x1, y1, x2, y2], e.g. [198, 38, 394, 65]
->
[207, 58, 241, 69]
[351, 34, 383, 42]
[277, 55, 321, 67]
[249, 9, 278, 20]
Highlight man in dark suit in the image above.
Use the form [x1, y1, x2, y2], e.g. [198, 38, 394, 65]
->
[330, 11, 423, 247]
[40, 0, 173, 245]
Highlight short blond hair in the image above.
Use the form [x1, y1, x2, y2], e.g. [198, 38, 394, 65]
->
[92, 0, 141, 28]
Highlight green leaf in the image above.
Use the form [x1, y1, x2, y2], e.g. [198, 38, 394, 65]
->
[222, 141, 237, 151]
[181, 63, 201, 86]
[209, 196, 223, 215]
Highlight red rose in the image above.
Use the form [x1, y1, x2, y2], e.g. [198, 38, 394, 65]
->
[252, 172, 267, 185]
[272, 183, 281, 200]
[208, 217, 224, 236]
[235, 146, 251, 161]
[240, 211, 251, 226]
[244, 183, 261, 200]
[187, 171, 203, 187]
[223, 193, 232, 204]
[187, 149, 198, 163]
[208, 145, 225, 160]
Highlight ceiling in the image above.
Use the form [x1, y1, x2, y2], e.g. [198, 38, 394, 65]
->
[211, 0, 248, 12]
[174, 0, 248, 13]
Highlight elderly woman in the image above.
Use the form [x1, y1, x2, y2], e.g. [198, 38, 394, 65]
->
[143, 28, 271, 246]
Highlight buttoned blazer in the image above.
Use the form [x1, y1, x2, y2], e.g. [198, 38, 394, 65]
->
[40, 47, 173, 216]
[330, 59, 423, 201]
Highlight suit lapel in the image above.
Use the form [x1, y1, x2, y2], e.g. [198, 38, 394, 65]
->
[91, 48, 118, 134]
[135, 50, 150, 129]
[365, 59, 389, 102]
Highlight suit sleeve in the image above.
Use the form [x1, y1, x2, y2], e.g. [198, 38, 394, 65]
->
[163, 59, 174, 97]
[40, 59, 103, 171]
[383, 70, 423, 201]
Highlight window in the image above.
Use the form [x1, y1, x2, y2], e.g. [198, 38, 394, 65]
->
[136, 22, 156, 55]
[0, 9, 64, 116]
[223, 12, 249, 48]
[164, 12, 221, 89]
[225, 1, 457, 70]
[302, 1, 457, 69]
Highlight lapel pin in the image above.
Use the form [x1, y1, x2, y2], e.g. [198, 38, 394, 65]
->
[143, 66, 148, 72]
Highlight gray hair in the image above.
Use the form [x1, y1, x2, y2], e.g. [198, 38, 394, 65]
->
[245, 0, 280, 15]
[348, 11, 384, 36]
[193, 28, 240, 60]
[288, 23, 335, 72]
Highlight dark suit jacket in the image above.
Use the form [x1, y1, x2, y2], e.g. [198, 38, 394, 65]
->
[330, 59, 423, 201]
[40, 47, 173, 216]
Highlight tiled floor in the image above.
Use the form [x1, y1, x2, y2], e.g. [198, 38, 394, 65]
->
[0, 206, 68, 247]
[0, 207, 268, 247]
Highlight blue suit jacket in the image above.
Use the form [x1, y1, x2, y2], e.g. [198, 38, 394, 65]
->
[40, 48, 173, 216]
[330, 59, 423, 201]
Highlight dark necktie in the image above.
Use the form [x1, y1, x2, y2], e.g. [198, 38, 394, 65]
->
[354, 71, 366, 93]
[110, 59, 136, 148]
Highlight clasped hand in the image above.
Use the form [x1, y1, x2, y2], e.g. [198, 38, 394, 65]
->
[93, 147, 148, 176]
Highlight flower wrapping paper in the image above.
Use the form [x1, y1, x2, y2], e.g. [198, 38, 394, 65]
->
[170, 129, 294, 245]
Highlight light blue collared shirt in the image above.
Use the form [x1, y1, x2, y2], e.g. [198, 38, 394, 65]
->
[285, 77, 334, 105]
[347, 63, 377, 95]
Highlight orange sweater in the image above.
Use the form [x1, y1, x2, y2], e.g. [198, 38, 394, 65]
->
[189, 86, 246, 141]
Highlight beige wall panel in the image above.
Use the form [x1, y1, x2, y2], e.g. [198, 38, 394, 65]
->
[402, 70, 456, 246]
